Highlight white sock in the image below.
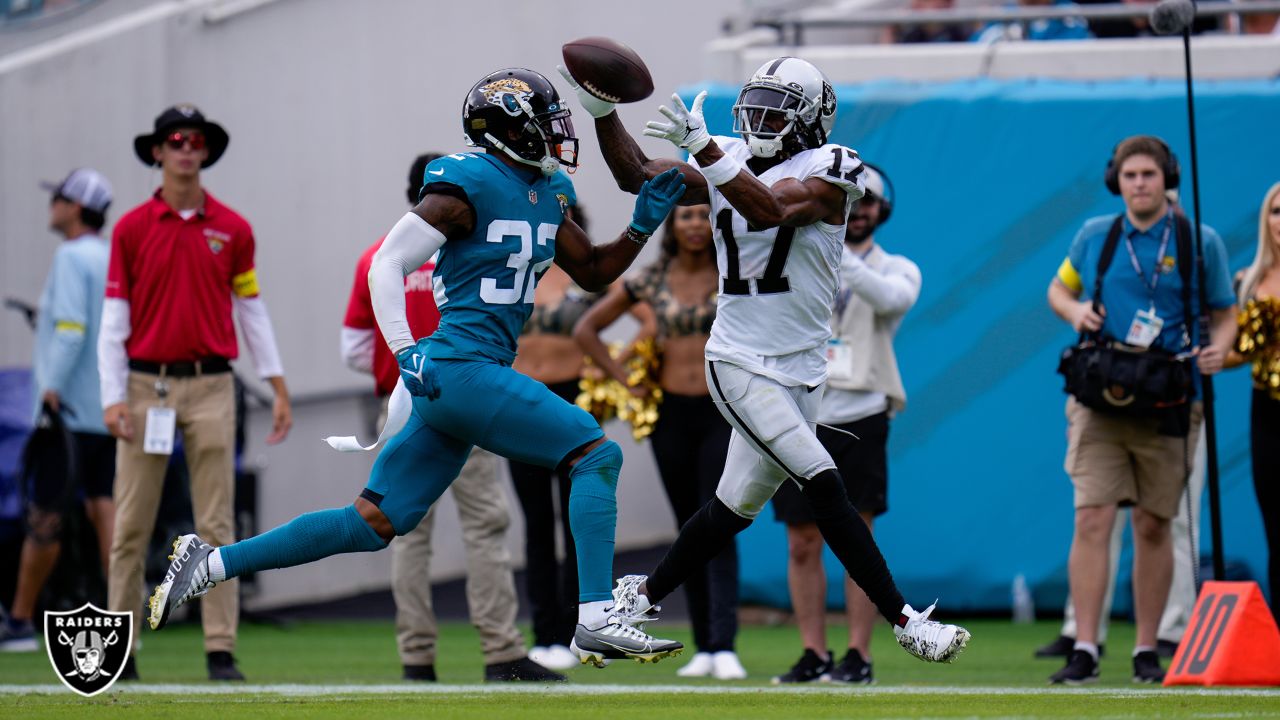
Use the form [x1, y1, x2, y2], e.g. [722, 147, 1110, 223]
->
[207, 548, 227, 583]
[578, 600, 611, 628]
[1133, 645, 1156, 657]
[1073, 641, 1100, 661]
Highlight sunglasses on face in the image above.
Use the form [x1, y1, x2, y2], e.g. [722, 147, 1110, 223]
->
[164, 131, 206, 151]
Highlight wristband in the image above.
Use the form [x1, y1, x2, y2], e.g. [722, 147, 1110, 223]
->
[624, 225, 652, 246]
[698, 153, 743, 187]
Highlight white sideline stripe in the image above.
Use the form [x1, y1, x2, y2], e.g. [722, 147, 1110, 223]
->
[0, 684, 1277, 697]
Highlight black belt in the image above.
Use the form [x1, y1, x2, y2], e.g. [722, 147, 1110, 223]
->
[128, 358, 231, 377]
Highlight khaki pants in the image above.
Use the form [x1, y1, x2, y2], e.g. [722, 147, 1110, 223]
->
[108, 371, 238, 653]
[390, 445, 525, 666]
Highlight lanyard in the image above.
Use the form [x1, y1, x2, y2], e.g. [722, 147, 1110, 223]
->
[1123, 215, 1172, 302]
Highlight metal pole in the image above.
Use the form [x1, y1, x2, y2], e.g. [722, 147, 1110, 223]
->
[1181, 25, 1226, 581]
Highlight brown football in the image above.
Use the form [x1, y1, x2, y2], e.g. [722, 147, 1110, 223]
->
[561, 37, 654, 104]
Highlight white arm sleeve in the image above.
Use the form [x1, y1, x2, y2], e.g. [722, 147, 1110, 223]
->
[340, 326, 376, 373]
[370, 212, 447, 356]
[842, 254, 922, 317]
[233, 295, 285, 378]
[97, 298, 131, 408]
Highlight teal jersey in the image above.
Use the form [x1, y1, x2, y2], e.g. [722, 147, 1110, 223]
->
[422, 152, 576, 362]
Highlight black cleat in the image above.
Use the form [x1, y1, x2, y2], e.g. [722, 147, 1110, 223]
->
[826, 648, 874, 684]
[1034, 634, 1075, 658]
[1156, 639, 1178, 659]
[1132, 650, 1166, 684]
[1035, 634, 1104, 658]
[119, 656, 139, 681]
[484, 656, 567, 682]
[207, 651, 245, 681]
[403, 664, 437, 681]
[771, 648, 833, 684]
[1049, 649, 1099, 685]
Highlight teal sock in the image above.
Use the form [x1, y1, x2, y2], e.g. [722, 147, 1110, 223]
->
[568, 440, 622, 602]
[219, 505, 386, 580]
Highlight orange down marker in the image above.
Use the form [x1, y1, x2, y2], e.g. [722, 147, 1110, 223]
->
[1165, 581, 1280, 686]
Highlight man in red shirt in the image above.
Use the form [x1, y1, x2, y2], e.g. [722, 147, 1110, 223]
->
[339, 154, 560, 682]
[98, 104, 292, 681]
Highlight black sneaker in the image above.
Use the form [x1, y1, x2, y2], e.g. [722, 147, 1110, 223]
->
[0, 617, 37, 652]
[827, 648, 874, 684]
[207, 651, 245, 681]
[1132, 650, 1165, 683]
[1033, 634, 1074, 658]
[1156, 639, 1178, 659]
[119, 656, 139, 681]
[484, 656, 567, 682]
[1035, 635, 1104, 658]
[403, 664, 437, 681]
[771, 648, 833, 684]
[1048, 649, 1099, 685]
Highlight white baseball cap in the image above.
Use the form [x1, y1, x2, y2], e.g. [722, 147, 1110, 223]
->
[863, 165, 885, 199]
[41, 168, 113, 213]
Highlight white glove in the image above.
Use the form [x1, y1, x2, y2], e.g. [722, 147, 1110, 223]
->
[556, 65, 616, 119]
[643, 91, 710, 155]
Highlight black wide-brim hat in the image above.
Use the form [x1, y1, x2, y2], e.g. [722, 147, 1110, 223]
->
[133, 104, 230, 168]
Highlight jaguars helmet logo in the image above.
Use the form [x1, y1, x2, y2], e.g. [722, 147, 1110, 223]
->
[479, 78, 535, 117]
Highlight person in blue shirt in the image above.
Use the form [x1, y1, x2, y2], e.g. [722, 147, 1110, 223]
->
[972, 0, 1094, 43]
[0, 169, 116, 651]
[147, 68, 689, 666]
[1046, 135, 1237, 684]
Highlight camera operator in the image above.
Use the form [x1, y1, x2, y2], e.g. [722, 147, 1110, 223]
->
[1046, 135, 1236, 684]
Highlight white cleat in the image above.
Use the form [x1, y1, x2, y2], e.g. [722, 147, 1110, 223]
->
[712, 650, 748, 680]
[676, 651, 713, 677]
[147, 534, 217, 630]
[529, 644, 579, 671]
[570, 618, 683, 668]
[894, 602, 970, 663]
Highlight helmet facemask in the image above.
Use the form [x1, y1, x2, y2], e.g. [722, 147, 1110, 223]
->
[465, 69, 580, 176]
[734, 84, 817, 159]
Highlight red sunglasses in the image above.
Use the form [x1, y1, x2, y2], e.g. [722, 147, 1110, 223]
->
[164, 130, 206, 151]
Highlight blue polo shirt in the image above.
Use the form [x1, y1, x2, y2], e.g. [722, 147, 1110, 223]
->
[1056, 212, 1234, 354]
[33, 234, 109, 434]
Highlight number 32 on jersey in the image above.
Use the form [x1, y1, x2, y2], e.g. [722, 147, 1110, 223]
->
[480, 220, 556, 305]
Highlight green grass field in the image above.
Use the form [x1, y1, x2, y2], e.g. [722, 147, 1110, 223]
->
[2, 618, 1277, 718]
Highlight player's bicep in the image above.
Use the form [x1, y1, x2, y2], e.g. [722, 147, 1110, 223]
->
[771, 176, 849, 227]
[412, 186, 475, 240]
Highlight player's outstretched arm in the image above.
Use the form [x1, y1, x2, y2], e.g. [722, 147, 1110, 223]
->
[558, 66, 708, 204]
[368, 194, 473, 399]
[643, 90, 852, 227]
[555, 168, 686, 292]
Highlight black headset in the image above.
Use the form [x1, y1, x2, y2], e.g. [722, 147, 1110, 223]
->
[1104, 136, 1180, 196]
[862, 161, 895, 225]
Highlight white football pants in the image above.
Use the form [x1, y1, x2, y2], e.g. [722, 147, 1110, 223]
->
[705, 360, 837, 519]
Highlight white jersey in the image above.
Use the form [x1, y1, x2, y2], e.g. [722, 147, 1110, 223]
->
[702, 135, 865, 387]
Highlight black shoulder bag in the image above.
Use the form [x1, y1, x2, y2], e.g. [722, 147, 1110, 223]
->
[1057, 214, 1196, 436]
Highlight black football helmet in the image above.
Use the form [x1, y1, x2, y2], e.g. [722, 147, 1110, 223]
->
[462, 68, 578, 176]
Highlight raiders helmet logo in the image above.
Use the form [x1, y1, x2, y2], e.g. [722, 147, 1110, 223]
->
[44, 603, 133, 697]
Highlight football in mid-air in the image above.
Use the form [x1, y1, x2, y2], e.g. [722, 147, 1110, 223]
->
[561, 37, 654, 104]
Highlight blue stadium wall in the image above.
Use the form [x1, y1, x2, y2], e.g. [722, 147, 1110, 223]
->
[697, 77, 1280, 615]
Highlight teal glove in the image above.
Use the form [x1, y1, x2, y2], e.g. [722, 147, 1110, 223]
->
[395, 339, 441, 400]
[630, 167, 687, 235]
